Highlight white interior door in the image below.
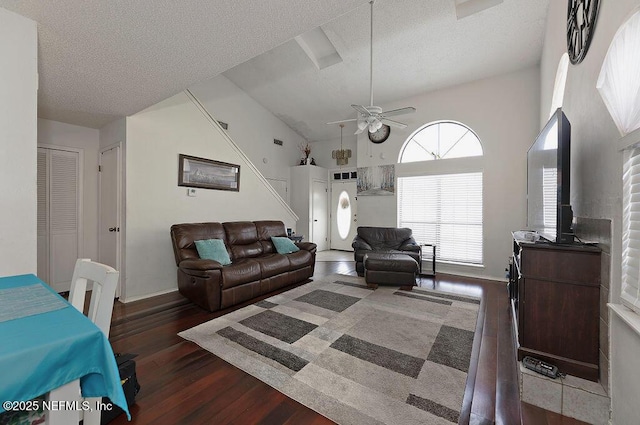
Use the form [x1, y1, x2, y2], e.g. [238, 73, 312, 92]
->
[311, 180, 328, 251]
[330, 180, 357, 251]
[37, 147, 81, 292]
[99, 145, 122, 297]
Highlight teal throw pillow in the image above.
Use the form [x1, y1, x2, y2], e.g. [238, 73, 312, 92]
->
[271, 236, 300, 254]
[194, 238, 231, 265]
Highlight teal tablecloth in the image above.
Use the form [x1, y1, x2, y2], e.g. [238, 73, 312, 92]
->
[0, 274, 130, 419]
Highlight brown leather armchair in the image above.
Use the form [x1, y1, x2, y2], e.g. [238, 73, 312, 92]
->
[352, 226, 421, 276]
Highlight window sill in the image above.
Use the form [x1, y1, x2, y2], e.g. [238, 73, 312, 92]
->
[608, 303, 640, 338]
[439, 260, 484, 269]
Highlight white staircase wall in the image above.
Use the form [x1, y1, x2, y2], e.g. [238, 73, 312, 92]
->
[189, 75, 306, 185]
[124, 91, 298, 301]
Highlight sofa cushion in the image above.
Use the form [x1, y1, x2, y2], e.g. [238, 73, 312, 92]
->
[194, 239, 231, 265]
[224, 221, 258, 245]
[220, 259, 261, 289]
[223, 221, 264, 260]
[171, 222, 226, 264]
[255, 221, 287, 254]
[357, 227, 414, 250]
[255, 220, 287, 239]
[356, 249, 419, 264]
[271, 237, 300, 254]
[254, 254, 291, 278]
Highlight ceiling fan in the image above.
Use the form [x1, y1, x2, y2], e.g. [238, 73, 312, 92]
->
[327, 0, 416, 136]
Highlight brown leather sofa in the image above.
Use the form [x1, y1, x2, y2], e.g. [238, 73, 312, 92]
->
[170, 220, 317, 311]
[352, 226, 421, 276]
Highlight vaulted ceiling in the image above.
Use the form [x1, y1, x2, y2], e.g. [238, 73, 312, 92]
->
[0, 0, 549, 141]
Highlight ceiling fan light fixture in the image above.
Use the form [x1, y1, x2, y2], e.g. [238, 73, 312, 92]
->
[326, 0, 415, 139]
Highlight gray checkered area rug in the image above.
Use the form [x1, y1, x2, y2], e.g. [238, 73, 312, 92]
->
[179, 274, 481, 425]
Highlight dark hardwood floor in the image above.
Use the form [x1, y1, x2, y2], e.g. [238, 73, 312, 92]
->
[108, 259, 588, 425]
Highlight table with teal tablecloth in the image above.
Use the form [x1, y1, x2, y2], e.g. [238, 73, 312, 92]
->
[0, 274, 130, 420]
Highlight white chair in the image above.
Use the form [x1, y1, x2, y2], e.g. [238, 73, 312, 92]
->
[46, 259, 119, 425]
[68, 258, 119, 337]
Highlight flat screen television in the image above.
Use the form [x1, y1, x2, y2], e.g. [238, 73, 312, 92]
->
[527, 108, 574, 244]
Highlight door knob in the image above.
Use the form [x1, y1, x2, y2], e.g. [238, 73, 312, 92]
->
[109, 227, 117, 232]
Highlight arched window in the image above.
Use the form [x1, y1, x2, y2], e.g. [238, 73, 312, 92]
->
[597, 9, 640, 136]
[399, 121, 483, 163]
[397, 121, 484, 265]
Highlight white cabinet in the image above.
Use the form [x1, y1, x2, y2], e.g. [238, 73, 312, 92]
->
[290, 165, 328, 251]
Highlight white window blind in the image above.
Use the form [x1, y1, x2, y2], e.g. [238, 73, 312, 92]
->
[543, 167, 558, 235]
[398, 172, 483, 265]
[622, 147, 640, 313]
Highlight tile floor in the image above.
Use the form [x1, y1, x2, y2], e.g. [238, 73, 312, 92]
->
[519, 363, 610, 424]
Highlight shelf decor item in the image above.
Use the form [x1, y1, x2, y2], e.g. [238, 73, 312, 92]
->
[299, 142, 312, 165]
[178, 154, 240, 191]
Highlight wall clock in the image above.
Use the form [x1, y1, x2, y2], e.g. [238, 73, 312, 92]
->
[567, 0, 600, 65]
[368, 124, 391, 144]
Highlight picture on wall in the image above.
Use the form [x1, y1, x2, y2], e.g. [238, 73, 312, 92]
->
[178, 154, 240, 191]
[357, 165, 395, 196]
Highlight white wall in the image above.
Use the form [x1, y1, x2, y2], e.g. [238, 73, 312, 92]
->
[348, 67, 541, 281]
[38, 119, 100, 261]
[541, 2, 640, 423]
[189, 75, 306, 183]
[0, 8, 37, 275]
[99, 118, 126, 149]
[124, 91, 298, 300]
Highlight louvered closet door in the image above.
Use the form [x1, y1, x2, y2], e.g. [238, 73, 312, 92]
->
[37, 148, 80, 292]
[37, 150, 49, 281]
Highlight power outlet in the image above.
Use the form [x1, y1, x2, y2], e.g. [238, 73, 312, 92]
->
[187, 188, 197, 197]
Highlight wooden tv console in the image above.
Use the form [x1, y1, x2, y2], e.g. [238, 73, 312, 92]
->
[508, 234, 601, 381]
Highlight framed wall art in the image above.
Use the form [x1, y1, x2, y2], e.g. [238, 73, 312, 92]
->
[178, 154, 240, 191]
[356, 165, 395, 196]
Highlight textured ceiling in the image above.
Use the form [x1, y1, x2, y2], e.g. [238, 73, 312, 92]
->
[224, 0, 550, 141]
[0, 0, 367, 128]
[0, 0, 549, 139]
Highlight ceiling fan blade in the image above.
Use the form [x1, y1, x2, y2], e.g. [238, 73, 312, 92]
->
[380, 107, 416, 118]
[381, 118, 408, 129]
[351, 104, 372, 117]
[326, 118, 358, 125]
[354, 126, 366, 135]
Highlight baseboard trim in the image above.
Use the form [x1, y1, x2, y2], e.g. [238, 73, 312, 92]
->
[121, 287, 178, 303]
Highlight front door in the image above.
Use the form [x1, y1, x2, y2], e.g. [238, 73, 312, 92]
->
[330, 180, 357, 251]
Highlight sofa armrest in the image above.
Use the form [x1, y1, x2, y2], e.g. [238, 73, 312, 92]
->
[399, 243, 421, 253]
[352, 235, 372, 251]
[179, 258, 224, 271]
[399, 237, 421, 253]
[296, 242, 317, 254]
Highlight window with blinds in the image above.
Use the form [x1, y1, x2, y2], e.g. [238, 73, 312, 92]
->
[398, 173, 483, 265]
[398, 121, 484, 266]
[622, 147, 640, 313]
